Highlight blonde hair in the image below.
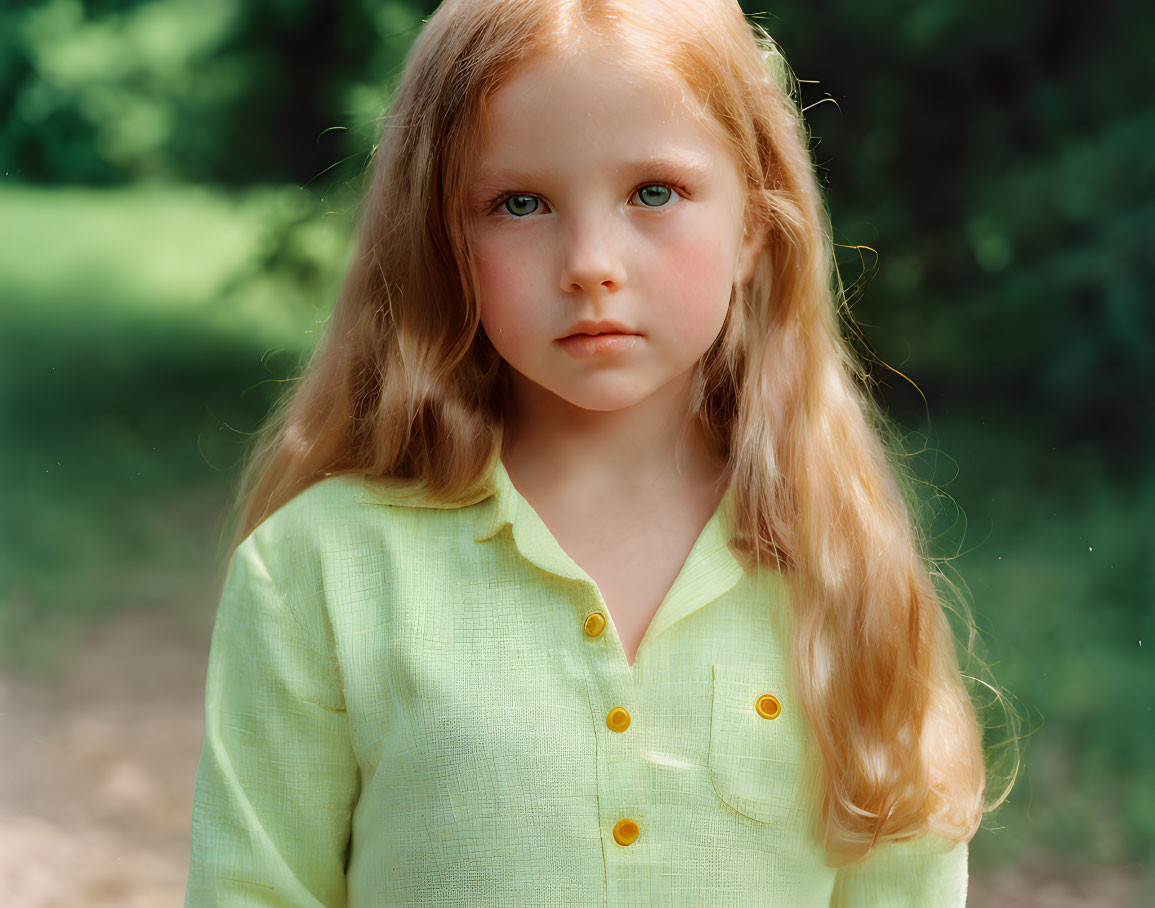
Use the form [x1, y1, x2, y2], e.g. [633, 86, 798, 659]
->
[223, 0, 1014, 864]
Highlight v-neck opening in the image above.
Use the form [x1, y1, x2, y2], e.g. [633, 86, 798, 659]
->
[486, 455, 745, 676]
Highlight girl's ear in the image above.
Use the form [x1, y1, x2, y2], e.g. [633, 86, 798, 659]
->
[736, 224, 765, 286]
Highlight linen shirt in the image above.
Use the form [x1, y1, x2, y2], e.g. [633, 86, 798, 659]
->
[186, 453, 969, 906]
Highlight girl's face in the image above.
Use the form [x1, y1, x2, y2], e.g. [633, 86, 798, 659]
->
[468, 43, 761, 416]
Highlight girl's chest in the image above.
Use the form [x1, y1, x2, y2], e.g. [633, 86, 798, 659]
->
[331, 541, 828, 900]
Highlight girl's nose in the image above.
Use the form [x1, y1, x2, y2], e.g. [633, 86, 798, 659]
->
[559, 215, 627, 295]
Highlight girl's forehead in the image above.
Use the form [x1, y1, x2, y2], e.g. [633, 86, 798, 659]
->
[488, 43, 710, 130]
[474, 58, 725, 174]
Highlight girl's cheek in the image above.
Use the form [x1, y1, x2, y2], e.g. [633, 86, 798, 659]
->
[474, 241, 518, 291]
[659, 236, 734, 335]
[475, 249, 533, 337]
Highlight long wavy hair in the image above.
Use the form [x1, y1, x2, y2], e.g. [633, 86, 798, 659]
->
[220, 0, 1014, 864]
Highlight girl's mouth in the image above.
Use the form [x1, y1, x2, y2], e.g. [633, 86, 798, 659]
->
[556, 333, 642, 358]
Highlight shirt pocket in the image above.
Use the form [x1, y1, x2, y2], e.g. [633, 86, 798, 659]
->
[707, 661, 810, 828]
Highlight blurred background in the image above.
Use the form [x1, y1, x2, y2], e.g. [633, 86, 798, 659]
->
[0, 0, 1150, 904]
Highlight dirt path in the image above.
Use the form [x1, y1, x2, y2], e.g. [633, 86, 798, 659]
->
[0, 606, 1146, 906]
[0, 607, 206, 905]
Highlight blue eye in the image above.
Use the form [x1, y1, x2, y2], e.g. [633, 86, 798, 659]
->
[635, 184, 673, 207]
[503, 195, 541, 217]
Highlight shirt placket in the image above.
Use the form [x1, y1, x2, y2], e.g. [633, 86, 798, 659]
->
[473, 457, 746, 905]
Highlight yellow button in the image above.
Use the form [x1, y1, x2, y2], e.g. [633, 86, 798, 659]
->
[584, 612, 606, 637]
[606, 706, 631, 732]
[612, 818, 640, 845]
[755, 693, 781, 720]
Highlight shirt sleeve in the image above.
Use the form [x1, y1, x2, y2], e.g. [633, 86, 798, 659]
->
[829, 833, 968, 907]
[185, 530, 361, 907]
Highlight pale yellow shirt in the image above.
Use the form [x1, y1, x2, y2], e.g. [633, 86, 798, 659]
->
[186, 455, 968, 906]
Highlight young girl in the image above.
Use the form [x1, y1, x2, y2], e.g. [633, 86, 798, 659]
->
[187, 0, 1009, 903]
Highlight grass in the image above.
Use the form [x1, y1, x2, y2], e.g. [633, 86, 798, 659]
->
[0, 183, 348, 675]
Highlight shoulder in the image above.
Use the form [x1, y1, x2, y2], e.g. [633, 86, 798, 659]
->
[232, 472, 493, 616]
[258, 472, 468, 522]
[244, 472, 491, 562]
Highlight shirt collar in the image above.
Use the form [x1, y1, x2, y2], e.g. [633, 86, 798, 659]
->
[355, 425, 749, 649]
[473, 450, 746, 650]
[354, 425, 739, 573]
[472, 430, 519, 543]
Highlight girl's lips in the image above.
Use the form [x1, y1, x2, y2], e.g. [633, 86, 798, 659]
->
[556, 333, 643, 358]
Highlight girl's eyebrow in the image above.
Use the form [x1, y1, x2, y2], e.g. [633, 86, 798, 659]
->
[470, 152, 713, 190]
[618, 153, 713, 178]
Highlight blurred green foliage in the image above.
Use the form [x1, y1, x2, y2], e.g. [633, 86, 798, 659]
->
[0, 0, 1150, 882]
[1, 0, 435, 183]
[755, 0, 1155, 465]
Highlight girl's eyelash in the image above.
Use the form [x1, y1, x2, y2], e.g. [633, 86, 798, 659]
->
[484, 181, 690, 215]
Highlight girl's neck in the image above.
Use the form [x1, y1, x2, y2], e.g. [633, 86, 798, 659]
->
[499, 368, 728, 503]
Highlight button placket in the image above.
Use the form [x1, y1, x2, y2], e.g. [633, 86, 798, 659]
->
[607, 700, 641, 851]
[581, 602, 647, 904]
